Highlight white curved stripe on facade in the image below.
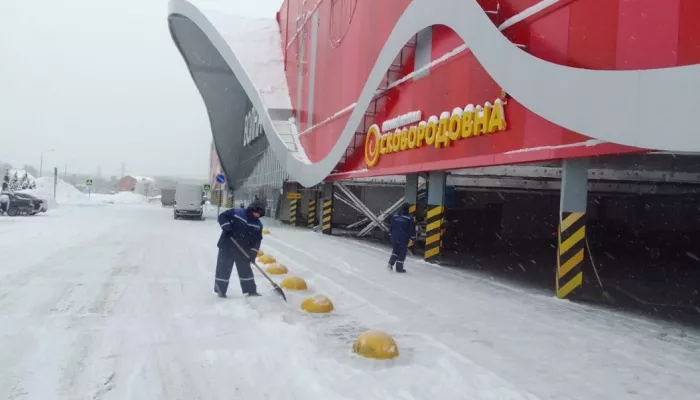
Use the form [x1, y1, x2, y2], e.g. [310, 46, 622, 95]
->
[169, 0, 700, 188]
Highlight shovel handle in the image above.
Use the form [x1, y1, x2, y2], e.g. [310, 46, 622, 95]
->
[230, 237, 287, 302]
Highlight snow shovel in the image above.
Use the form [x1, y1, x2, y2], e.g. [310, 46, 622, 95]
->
[230, 237, 288, 302]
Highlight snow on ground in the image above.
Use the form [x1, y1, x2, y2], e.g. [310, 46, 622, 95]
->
[19, 177, 149, 207]
[90, 192, 149, 205]
[0, 205, 699, 399]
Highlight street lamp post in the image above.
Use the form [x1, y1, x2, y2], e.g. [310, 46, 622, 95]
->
[39, 149, 55, 177]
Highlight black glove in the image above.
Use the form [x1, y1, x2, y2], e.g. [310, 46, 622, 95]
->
[222, 222, 234, 233]
[248, 249, 258, 261]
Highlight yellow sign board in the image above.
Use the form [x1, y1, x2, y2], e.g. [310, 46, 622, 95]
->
[365, 99, 507, 168]
[287, 192, 302, 200]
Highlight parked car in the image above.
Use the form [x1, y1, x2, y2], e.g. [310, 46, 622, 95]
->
[0, 192, 47, 216]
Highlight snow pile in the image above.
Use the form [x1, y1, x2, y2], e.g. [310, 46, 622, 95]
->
[91, 192, 149, 205]
[8, 169, 37, 182]
[18, 177, 150, 207]
[20, 177, 89, 207]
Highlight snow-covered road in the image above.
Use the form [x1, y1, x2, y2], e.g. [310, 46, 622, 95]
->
[1, 205, 698, 400]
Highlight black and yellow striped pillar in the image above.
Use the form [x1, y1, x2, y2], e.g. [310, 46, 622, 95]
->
[289, 199, 298, 226]
[557, 212, 586, 298]
[227, 194, 234, 208]
[424, 205, 444, 261]
[307, 199, 317, 228]
[557, 158, 589, 299]
[405, 173, 419, 252]
[322, 199, 332, 234]
[424, 171, 446, 262]
[322, 182, 333, 234]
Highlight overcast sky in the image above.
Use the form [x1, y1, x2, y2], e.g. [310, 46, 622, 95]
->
[0, 0, 283, 179]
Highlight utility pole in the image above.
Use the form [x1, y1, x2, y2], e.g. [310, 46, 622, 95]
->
[39, 149, 55, 177]
[121, 162, 126, 178]
[53, 167, 58, 199]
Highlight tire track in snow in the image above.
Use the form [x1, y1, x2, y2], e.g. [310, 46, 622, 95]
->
[57, 232, 146, 398]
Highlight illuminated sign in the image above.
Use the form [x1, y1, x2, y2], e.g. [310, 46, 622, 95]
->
[365, 99, 507, 168]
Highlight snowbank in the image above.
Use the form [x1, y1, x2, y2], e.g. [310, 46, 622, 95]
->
[8, 169, 37, 182]
[19, 177, 88, 208]
[91, 192, 149, 205]
[18, 177, 150, 207]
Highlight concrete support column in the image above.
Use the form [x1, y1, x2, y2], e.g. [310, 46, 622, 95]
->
[557, 158, 590, 299]
[405, 174, 419, 252]
[227, 190, 234, 208]
[307, 196, 317, 228]
[289, 198, 299, 226]
[425, 171, 446, 262]
[322, 182, 334, 235]
[286, 182, 299, 226]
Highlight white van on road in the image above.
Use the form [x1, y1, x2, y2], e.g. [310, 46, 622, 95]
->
[174, 184, 205, 220]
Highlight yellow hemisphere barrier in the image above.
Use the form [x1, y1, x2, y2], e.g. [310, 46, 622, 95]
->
[257, 254, 276, 264]
[257, 249, 264, 257]
[263, 228, 271, 235]
[301, 295, 334, 313]
[280, 276, 307, 291]
[266, 263, 288, 275]
[352, 330, 399, 360]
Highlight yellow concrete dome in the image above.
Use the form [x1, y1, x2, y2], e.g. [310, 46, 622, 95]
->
[257, 249, 264, 257]
[257, 254, 276, 264]
[266, 263, 288, 275]
[280, 276, 307, 290]
[301, 295, 334, 313]
[263, 228, 271, 235]
[352, 330, 399, 360]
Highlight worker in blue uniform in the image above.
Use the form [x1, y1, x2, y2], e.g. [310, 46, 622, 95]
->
[214, 199, 266, 297]
[387, 203, 415, 273]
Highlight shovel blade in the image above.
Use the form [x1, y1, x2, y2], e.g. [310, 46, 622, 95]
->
[273, 286, 288, 302]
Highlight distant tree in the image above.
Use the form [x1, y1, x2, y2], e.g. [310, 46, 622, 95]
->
[2, 171, 9, 191]
[9, 172, 19, 191]
[19, 173, 29, 190]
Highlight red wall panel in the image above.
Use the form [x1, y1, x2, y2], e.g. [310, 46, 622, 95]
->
[567, 0, 618, 70]
[616, 0, 680, 69]
[277, 0, 699, 177]
[678, 0, 700, 66]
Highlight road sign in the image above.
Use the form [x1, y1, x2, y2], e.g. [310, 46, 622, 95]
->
[215, 174, 226, 184]
[85, 179, 93, 187]
[203, 184, 211, 192]
[287, 192, 301, 200]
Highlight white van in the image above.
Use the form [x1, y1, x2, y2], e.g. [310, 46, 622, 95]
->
[174, 184, 205, 220]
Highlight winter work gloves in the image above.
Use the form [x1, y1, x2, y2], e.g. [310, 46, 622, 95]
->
[248, 249, 259, 261]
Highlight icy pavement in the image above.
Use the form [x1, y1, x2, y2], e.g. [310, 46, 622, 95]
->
[1, 205, 699, 399]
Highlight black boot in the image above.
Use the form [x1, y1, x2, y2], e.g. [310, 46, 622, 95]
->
[247, 292, 262, 297]
[215, 286, 227, 298]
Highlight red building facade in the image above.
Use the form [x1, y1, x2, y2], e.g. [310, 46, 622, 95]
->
[277, 0, 700, 180]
